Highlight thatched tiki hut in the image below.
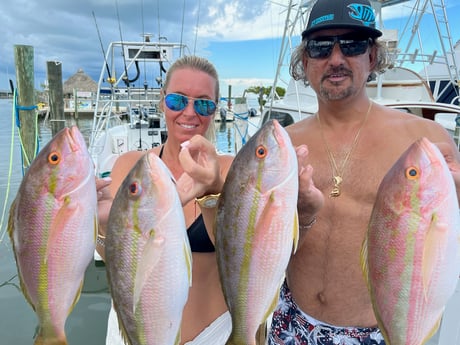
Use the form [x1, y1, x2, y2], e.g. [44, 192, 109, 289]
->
[63, 68, 97, 97]
[63, 68, 97, 113]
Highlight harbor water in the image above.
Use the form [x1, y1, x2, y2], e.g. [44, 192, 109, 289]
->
[0, 98, 236, 344]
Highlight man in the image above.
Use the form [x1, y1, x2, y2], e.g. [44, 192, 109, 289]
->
[267, 0, 460, 344]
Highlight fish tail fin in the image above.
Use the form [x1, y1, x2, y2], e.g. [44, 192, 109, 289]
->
[225, 335, 256, 345]
[34, 334, 67, 345]
[256, 321, 267, 345]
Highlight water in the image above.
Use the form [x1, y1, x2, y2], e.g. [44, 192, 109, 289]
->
[0, 99, 235, 344]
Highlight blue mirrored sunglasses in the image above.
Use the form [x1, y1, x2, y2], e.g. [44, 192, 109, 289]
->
[306, 35, 372, 59]
[164, 93, 217, 117]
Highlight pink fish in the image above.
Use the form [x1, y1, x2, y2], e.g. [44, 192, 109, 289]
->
[105, 151, 192, 345]
[361, 137, 460, 345]
[8, 126, 97, 345]
[216, 119, 299, 345]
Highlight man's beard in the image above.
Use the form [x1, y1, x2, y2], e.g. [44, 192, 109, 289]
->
[319, 83, 354, 100]
[319, 66, 354, 101]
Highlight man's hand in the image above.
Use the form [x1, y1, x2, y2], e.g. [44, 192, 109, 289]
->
[436, 141, 460, 204]
[296, 145, 324, 229]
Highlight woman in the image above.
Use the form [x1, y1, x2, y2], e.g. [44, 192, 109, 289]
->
[96, 55, 234, 344]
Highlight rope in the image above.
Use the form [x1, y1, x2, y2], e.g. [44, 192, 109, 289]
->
[0, 90, 19, 242]
[232, 111, 250, 146]
[0, 90, 41, 240]
[14, 90, 39, 172]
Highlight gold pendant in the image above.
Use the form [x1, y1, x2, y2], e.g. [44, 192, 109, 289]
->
[330, 186, 341, 198]
[332, 176, 342, 186]
[330, 175, 342, 198]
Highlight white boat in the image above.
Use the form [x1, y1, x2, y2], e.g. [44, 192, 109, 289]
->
[234, 1, 460, 344]
[235, 0, 460, 152]
[88, 34, 185, 178]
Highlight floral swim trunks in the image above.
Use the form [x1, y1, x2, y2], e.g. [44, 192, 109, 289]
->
[267, 281, 386, 345]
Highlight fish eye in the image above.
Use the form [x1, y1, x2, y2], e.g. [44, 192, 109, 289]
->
[48, 151, 61, 165]
[255, 145, 267, 158]
[129, 182, 142, 195]
[405, 166, 419, 180]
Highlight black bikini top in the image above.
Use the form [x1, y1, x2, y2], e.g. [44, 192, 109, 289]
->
[159, 145, 215, 253]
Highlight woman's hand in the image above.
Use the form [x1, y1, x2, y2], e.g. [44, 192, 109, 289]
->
[176, 135, 223, 205]
[296, 145, 324, 230]
[96, 177, 113, 236]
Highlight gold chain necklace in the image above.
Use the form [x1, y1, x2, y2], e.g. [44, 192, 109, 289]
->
[317, 101, 372, 198]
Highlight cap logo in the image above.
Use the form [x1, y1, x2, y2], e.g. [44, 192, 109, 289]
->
[347, 4, 376, 27]
[310, 14, 334, 28]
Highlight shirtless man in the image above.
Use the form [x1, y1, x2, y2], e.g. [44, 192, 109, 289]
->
[268, 0, 460, 343]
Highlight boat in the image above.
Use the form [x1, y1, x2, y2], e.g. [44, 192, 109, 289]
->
[234, 1, 460, 344]
[235, 0, 460, 152]
[88, 34, 186, 178]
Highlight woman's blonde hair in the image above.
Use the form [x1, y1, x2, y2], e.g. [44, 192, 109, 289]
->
[161, 55, 219, 142]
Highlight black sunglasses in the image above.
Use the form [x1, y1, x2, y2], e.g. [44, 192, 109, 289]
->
[165, 93, 217, 117]
[306, 35, 372, 59]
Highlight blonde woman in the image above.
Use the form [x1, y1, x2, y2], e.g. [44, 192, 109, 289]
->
[97, 55, 233, 344]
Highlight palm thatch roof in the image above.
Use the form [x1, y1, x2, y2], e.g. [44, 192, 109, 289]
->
[63, 68, 97, 95]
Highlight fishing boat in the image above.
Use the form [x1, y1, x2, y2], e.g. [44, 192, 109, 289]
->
[235, 0, 460, 152]
[233, 1, 460, 344]
[88, 34, 186, 178]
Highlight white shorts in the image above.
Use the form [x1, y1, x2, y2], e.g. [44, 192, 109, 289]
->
[105, 303, 231, 345]
[183, 311, 231, 345]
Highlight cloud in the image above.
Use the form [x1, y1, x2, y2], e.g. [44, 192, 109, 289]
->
[0, 0, 282, 90]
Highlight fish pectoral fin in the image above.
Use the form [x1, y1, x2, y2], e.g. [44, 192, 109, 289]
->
[422, 216, 448, 301]
[46, 200, 80, 262]
[133, 234, 165, 312]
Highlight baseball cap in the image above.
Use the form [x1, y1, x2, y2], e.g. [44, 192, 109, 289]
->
[302, 0, 382, 39]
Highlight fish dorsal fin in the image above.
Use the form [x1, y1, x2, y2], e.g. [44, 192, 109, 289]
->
[183, 237, 193, 287]
[360, 230, 370, 289]
[292, 211, 299, 254]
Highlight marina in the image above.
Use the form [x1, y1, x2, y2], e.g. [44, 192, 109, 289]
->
[1, 0, 460, 343]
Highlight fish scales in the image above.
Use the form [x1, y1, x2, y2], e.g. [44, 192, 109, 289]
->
[8, 126, 97, 345]
[105, 151, 192, 345]
[361, 137, 460, 345]
[216, 119, 299, 345]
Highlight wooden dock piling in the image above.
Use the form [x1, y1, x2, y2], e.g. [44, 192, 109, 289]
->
[14, 45, 37, 172]
[47, 61, 66, 136]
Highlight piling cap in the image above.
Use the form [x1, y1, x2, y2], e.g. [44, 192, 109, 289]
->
[302, 0, 382, 39]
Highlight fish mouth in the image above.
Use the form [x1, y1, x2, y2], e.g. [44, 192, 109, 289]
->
[257, 120, 297, 193]
[417, 137, 444, 165]
[272, 120, 287, 147]
[63, 127, 93, 196]
[68, 126, 85, 152]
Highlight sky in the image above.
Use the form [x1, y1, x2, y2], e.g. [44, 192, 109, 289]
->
[0, 0, 459, 98]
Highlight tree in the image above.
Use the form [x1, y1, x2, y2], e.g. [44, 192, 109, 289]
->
[244, 85, 286, 110]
